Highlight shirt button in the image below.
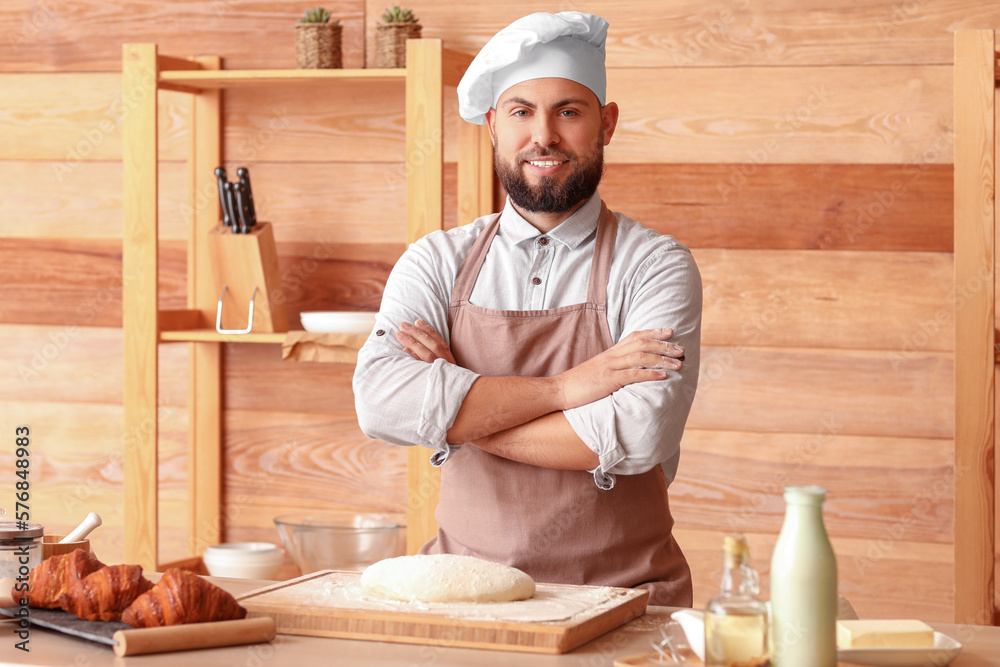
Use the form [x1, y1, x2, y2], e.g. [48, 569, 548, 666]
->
[538, 237, 549, 246]
[375, 329, 385, 336]
[532, 277, 542, 285]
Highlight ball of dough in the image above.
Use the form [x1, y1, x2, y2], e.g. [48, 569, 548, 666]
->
[360, 554, 536, 603]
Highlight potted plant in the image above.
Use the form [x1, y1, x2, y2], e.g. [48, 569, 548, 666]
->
[296, 7, 342, 69]
[374, 6, 421, 68]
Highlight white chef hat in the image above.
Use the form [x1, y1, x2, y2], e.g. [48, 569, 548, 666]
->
[457, 11, 609, 125]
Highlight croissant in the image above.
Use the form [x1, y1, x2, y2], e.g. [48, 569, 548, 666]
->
[58, 563, 153, 622]
[121, 568, 247, 627]
[13, 549, 105, 609]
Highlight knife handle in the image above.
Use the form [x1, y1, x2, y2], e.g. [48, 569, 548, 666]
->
[224, 182, 241, 233]
[214, 167, 231, 227]
[236, 167, 256, 228]
[232, 181, 251, 234]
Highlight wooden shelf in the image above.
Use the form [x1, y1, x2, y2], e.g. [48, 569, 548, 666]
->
[159, 329, 289, 344]
[157, 330, 369, 353]
[123, 40, 494, 572]
[158, 67, 405, 90]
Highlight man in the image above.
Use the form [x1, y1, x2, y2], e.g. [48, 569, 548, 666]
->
[353, 11, 701, 606]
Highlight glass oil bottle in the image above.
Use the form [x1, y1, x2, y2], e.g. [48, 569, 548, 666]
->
[704, 534, 770, 667]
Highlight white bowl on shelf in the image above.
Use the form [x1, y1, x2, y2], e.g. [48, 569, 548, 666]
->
[202, 542, 284, 580]
[300, 311, 377, 334]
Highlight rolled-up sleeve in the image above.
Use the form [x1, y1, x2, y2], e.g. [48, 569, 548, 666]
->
[353, 231, 480, 460]
[563, 240, 702, 487]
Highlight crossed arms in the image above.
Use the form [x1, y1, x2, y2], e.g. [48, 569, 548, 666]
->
[352, 222, 702, 480]
[395, 320, 685, 470]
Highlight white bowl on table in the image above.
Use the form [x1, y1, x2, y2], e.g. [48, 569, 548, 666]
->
[300, 311, 377, 334]
[202, 542, 284, 579]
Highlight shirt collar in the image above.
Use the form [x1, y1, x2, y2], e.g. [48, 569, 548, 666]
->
[498, 192, 602, 250]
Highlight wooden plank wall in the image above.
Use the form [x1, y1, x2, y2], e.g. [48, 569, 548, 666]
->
[0, 0, 992, 622]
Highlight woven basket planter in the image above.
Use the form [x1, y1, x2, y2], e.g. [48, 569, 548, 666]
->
[296, 23, 343, 69]
[374, 23, 421, 68]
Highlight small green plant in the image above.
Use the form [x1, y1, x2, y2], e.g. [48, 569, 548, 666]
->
[380, 6, 418, 24]
[298, 7, 338, 23]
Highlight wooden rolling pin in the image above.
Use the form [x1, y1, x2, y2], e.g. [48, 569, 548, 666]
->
[112, 616, 276, 657]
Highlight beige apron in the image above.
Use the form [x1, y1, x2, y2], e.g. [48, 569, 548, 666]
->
[420, 202, 692, 606]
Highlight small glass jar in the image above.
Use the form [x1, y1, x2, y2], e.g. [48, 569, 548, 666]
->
[705, 534, 770, 667]
[0, 521, 44, 587]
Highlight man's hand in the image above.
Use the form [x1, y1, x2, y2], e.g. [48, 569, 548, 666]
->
[395, 319, 456, 365]
[553, 328, 684, 409]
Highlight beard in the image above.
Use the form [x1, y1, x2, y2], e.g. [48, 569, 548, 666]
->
[494, 139, 606, 214]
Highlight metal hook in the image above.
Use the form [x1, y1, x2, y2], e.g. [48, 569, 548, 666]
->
[215, 284, 258, 334]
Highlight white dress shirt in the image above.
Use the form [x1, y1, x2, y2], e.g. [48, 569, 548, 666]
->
[352, 192, 702, 488]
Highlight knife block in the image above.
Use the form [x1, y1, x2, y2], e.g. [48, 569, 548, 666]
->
[207, 223, 288, 333]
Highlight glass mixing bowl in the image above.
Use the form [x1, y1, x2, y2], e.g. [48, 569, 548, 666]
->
[273, 512, 406, 574]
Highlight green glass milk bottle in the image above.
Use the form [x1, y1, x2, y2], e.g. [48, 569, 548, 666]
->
[769, 485, 837, 667]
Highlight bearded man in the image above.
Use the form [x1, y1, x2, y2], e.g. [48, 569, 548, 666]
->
[353, 11, 702, 606]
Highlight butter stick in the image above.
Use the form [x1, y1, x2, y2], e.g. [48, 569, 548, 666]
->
[836, 619, 934, 649]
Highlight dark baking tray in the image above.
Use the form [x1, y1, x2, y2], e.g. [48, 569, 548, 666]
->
[1, 606, 126, 646]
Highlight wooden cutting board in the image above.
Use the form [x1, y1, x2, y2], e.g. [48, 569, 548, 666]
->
[237, 570, 648, 654]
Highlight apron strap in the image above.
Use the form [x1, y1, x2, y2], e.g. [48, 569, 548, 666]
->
[585, 203, 618, 308]
[451, 213, 502, 305]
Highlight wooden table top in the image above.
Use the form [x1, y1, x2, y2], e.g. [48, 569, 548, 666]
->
[3, 576, 999, 666]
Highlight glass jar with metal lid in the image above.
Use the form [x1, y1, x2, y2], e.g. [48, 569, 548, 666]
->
[0, 520, 44, 590]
